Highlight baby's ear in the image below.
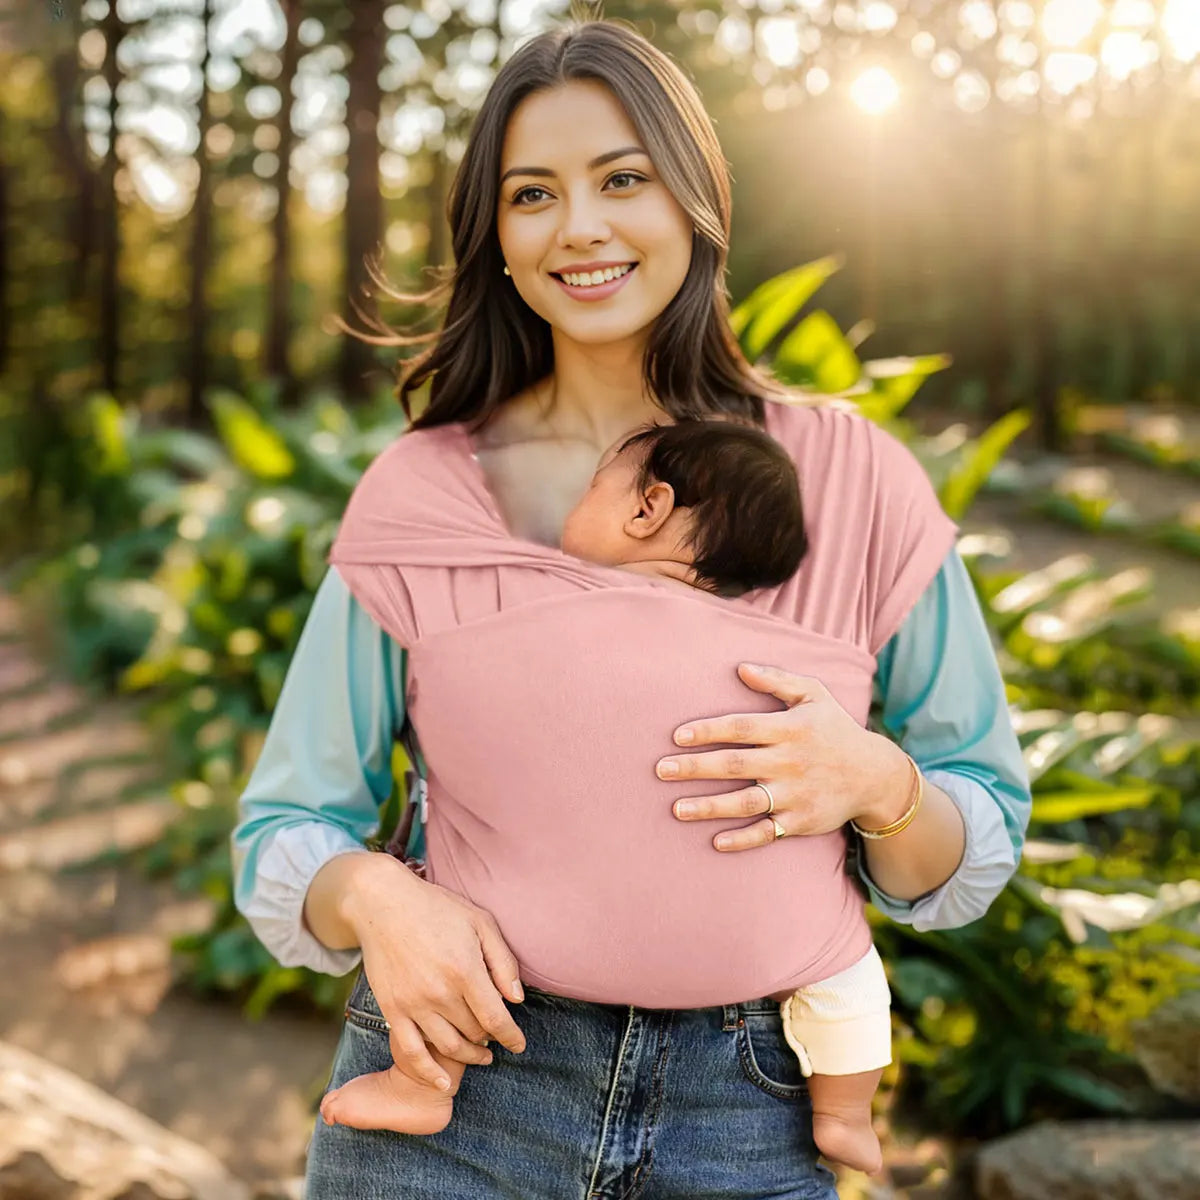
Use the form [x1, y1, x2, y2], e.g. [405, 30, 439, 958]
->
[638, 479, 681, 527]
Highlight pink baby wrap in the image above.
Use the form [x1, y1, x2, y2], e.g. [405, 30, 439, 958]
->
[329, 400, 957, 1008]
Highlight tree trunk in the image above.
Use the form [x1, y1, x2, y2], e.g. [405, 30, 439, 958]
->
[51, 49, 96, 302]
[1030, 113, 1060, 450]
[1128, 110, 1155, 399]
[339, 0, 384, 402]
[186, 0, 214, 425]
[1030, 10, 1060, 454]
[265, 0, 301, 402]
[978, 29, 1012, 420]
[99, 5, 125, 396]
[427, 145, 448, 268]
[0, 117, 8, 376]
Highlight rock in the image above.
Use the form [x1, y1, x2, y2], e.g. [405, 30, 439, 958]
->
[974, 1119, 1200, 1200]
[0, 1039, 251, 1200]
[1130, 988, 1200, 1102]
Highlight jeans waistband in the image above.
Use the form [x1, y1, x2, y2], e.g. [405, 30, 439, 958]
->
[521, 985, 780, 1026]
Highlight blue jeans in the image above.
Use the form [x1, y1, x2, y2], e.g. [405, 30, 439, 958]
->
[305, 971, 839, 1199]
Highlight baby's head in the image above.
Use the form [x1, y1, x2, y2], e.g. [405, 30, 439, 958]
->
[560, 419, 807, 598]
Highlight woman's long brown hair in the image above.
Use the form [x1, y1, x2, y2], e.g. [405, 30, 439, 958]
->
[360, 16, 787, 434]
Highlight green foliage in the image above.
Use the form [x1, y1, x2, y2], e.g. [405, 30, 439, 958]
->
[10, 382, 408, 1012]
[12, 259, 1198, 1136]
[940, 408, 1032, 520]
[730, 255, 844, 362]
[737, 260, 1200, 1137]
[968, 549, 1200, 716]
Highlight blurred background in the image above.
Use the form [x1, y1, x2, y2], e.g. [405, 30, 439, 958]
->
[0, 3, 1197, 1199]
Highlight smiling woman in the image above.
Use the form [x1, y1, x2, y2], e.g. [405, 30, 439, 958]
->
[341, 19, 764, 446]
[232, 13, 1030, 1200]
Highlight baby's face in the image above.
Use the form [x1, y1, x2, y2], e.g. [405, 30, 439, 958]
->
[560, 436, 647, 566]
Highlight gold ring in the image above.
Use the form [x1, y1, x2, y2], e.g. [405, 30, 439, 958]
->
[771, 817, 787, 840]
[755, 781, 776, 815]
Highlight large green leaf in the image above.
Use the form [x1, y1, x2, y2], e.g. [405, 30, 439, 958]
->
[856, 354, 953, 423]
[1029, 1064, 1138, 1114]
[210, 392, 295, 481]
[940, 409, 1033, 519]
[1031, 787, 1157, 823]
[889, 957, 966, 1007]
[730, 256, 842, 361]
[88, 394, 132, 475]
[772, 310, 861, 392]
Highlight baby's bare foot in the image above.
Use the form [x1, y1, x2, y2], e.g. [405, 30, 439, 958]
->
[812, 1110, 884, 1176]
[321, 1065, 456, 1134]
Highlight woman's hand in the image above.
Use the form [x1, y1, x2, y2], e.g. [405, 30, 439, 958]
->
[341, 854, 527, 1090]
[657, 662, 912, 852]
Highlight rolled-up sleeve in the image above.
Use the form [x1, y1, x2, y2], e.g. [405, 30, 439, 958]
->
[231, 566, 406, 975]
[858, 546, 1032, 929]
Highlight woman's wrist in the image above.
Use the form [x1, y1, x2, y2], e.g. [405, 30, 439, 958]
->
[859, 775, 967, 901]
[304, 849, 417, 951]
[853, 734, 917, 831]
[337, 850, 423, 936]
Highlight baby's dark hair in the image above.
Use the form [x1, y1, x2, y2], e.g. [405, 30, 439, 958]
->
[615, 419, 807, 598]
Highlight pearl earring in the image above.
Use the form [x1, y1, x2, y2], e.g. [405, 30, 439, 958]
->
[503, 265, 511, 276]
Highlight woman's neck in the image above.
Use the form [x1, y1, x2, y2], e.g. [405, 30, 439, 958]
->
[531, 335, 666, 450]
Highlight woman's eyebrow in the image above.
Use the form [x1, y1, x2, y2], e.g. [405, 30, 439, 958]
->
[500, 146, 648, 185]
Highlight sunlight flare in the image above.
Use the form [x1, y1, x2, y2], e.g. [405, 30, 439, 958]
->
[851, 67, 899, 114]
[1164, 0, 1200, 62]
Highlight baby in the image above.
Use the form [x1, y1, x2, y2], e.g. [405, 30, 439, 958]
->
[319, 417, 891, 1175]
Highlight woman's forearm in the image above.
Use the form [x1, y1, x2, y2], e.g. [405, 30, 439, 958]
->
[853, 737, 967, 901]
[303, 849, 418, 950]
[860, 777, 966, 900]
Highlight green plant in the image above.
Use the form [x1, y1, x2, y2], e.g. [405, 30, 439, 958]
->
[736, 258, 1200, 1135]
[16, 259, 1199, 1134]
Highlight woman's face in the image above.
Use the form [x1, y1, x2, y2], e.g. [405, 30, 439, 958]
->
[495, 79, 694, 348]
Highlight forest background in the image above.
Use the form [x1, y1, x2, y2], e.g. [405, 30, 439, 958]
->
[1, 0, 1199, 1194]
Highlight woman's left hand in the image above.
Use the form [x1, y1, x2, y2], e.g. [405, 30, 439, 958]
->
[657, 662, 911, 852]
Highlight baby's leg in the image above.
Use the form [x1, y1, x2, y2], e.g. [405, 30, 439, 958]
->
[781, 943, 892, 1175]
[320, 1030, 467, 1134]
[806, 1067, 884, 1176]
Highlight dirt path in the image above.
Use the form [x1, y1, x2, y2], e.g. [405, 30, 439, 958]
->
[0, 589, 338, 1189]
[917, 403, 1200, 624]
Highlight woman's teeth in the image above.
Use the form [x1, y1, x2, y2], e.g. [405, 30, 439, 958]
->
[559, 264, 635, 287]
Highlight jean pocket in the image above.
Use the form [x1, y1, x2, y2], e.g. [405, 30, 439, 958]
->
[736, 1009, 810, 1101]
[344, 968, 389, 1034]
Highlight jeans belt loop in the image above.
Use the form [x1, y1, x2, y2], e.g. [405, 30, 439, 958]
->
[721, 1002, 740, 1032]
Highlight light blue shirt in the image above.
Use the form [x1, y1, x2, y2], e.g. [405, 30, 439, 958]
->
[232, 549, 1031, 977]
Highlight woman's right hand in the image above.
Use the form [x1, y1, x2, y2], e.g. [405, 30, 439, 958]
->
[342, 853, 527, 1090]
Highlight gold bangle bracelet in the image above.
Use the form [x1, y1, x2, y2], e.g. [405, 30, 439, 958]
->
[851, 752, 924, 840]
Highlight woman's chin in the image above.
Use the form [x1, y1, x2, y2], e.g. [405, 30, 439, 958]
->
[556, 313, 654, 346]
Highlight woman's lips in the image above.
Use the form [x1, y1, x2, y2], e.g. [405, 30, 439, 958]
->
[551, 264, 638, 302]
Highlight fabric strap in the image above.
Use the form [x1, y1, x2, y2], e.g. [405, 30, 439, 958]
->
[384, 650, 429, 863]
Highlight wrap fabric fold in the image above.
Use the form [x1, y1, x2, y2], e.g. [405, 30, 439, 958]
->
[329, 400, 958, 1008]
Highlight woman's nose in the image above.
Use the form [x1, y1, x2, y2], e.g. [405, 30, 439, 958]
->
[556, 192, 611, 248]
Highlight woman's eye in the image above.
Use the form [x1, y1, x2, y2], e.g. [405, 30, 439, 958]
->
[512, 185, 550, 205]
[512, 172, 646, 205]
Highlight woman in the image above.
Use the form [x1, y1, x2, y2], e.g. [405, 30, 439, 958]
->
[232, 18, 1030, 1199]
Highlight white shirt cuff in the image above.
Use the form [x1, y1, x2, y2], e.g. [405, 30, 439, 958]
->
[239, 822, 370, 976]
[863, 769, 1018, 931]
